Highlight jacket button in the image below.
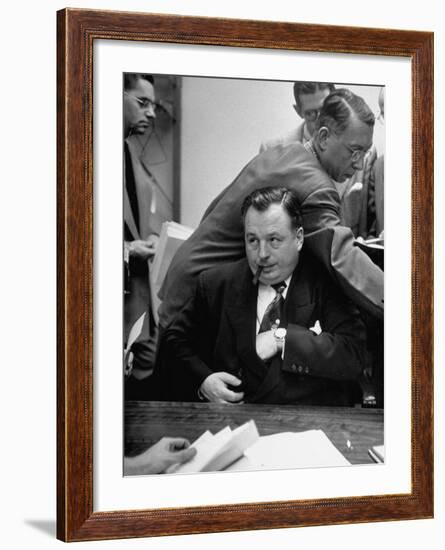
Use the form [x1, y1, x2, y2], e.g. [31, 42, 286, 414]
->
[304, 366, 309, 374]
[298, 365, 304, 373]
[291, 364, 298, 372]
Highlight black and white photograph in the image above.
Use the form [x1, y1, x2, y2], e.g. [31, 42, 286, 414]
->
[2, 0, 439, 547]
[122, 74, 385, 476]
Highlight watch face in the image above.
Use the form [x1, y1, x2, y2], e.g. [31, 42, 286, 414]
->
[275, 328, 286, 339]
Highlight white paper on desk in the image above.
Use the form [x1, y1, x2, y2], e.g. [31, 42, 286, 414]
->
[170, 426, 233, 474]
[226, 430, 350, 472]
[204, 420, 259, 472]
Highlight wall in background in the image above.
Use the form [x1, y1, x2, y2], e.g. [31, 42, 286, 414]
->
[180, 77, 382, 227]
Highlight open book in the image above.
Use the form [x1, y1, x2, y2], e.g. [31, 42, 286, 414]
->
[167, 422, 351, 474]
[149, 221, 194, 323]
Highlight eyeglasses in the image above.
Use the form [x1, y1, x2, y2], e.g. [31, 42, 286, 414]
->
[124, 91, 157, 112]
[330, 133, 369, 163]
[302, 109, 320, 122]
[341, 142, 369, 163]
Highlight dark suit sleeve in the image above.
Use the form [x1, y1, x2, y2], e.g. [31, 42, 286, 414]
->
[282, 282, 366, 382]
[304, 226, 384, 320]
[301, 186, 341, 233]
[162, 276, 214, 392]
[302, 182, 384, 320]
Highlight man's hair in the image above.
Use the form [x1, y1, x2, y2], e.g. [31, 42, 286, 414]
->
[315, 88, 375, 135]
[241, 187, 303, 230]
[293, 81, 336, 109]
[124, 73, 154, 91]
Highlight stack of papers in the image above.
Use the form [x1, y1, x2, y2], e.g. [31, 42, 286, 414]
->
[167, 423, 351, 475]
[227, 430, 351, 472]
[167, 420, 259, 474]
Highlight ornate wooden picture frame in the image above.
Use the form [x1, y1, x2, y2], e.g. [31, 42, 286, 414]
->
[57, 8, 433, 542]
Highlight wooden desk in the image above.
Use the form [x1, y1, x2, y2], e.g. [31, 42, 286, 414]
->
[125, 401, 383, 465]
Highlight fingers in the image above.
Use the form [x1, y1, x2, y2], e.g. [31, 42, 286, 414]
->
[200, 372, 245, 404]
[161, 438, 197, 468]
[167, 438, 191, 451]
[174, 447, 197, 464]
[218, 372, 242, 386]
[130, 240, 156, 260]
[225, 398, 244, 405]
[219, 388, 244, 404]
[134, 239, 155, 248]
[226, 390, 244, 403]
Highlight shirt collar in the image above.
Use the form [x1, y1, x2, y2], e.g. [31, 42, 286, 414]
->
[304, 139, 341, 186]
[258, 274, 292, 299]
[302, 122, 312, 144]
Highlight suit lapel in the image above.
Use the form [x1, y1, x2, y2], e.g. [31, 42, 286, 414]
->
[124, 140, 141, 241]
[223, 263, 285, 402]
[124, 187, 140, 241]
[127, 137, 158, 240]
[283, 260, 313, 321]
[224, 264, 260, 367]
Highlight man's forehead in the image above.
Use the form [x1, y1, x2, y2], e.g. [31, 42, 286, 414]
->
[131, 78, 155, 98]
[342, 116, 374, 149]
[245, 204, 292, 230]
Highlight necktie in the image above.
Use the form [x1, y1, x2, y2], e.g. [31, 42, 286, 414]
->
[258, 281, 286, 333]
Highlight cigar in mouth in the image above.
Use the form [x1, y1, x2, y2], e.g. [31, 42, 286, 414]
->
[252, 265, 263, 285]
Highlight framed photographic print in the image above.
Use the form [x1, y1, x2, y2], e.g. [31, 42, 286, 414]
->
[57, 8, 433, 542]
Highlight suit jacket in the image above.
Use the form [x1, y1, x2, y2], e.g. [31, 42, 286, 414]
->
[259, 121, 307, 153]
[260, 123, 377, 239]
[156, 255, 366, 405]
[124, 138, 166, 243]
[158, 142, 384, 330]
[124, 139, 165, 374]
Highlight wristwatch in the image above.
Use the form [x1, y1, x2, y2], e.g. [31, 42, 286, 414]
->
[274, 328, 287, 341]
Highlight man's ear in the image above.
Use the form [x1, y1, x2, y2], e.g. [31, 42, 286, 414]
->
[316, 126, 330, 152]
[293, 104, 302, 118]
[295, 226, 304, 251]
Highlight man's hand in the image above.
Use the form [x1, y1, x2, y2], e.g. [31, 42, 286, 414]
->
[124, 437, 196, 475]
[129, 235, 158, 260]
[256, 330, 279, 361]
[199, 372, 244, 404]
[146, 233, 160, 249]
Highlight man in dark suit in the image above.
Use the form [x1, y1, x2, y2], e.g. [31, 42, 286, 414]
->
[156, 187, 366, 405]
[123, 73, 162, 397]
[158, 89, 383, 339]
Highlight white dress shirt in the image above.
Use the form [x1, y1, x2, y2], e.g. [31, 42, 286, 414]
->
[256, 275, 292, 334]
